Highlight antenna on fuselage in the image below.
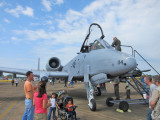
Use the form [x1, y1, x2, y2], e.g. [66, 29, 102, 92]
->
[80, 23, 105, 52]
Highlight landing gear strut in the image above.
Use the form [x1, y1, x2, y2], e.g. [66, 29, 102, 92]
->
[85, 81, 96, 111]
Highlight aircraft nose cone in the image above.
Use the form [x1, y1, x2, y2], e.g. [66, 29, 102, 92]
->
[124, 57, 137, 70]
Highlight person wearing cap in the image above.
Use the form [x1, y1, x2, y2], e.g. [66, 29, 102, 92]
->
[111, 37, 121, 51]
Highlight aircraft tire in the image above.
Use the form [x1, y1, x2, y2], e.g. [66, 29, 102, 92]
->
[96, 87, 101, 96]
[90, 99, 96, 111]
[119, 101, 129, 112]
[106, 97, 114, 107]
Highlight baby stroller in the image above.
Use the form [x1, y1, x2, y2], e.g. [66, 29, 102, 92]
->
[57, 96, 77, 120]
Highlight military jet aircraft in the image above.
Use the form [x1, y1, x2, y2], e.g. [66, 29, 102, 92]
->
[0, 23, 138, 111]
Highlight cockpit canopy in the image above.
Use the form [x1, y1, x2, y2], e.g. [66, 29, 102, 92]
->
[92, 40, 105, 50]
[81, 39, 113, 53]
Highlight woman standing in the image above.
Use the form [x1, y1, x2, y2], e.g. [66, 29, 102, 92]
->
[33, 81, 51, 120]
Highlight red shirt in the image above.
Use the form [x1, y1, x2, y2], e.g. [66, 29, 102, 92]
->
[34, 92, 47, 113]
[66, 103, 73, 112]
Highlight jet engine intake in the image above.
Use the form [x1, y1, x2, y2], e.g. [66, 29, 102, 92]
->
[41, 76, 48, 82]
[46, 57, 62, 71]
[91, 73, 109, 85]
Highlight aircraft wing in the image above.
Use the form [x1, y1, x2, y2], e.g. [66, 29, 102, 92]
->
[0, 67, 68, 78]
[45, 71, 68, 78]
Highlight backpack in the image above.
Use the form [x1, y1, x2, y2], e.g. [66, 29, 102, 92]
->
[151, 87, 160, 120]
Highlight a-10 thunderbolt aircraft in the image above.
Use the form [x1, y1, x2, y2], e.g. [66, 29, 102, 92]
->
[0, 23, 139, 111]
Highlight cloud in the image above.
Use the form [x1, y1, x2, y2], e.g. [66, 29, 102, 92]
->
[13, 27, 85, 45]
[54, 0, 64, 5]
[42, 0, 52, 11]
[0, 2, 4, 7]
[46, 20, 53, 25]
[13, 0, 160, 52]
[30, 20, 53, 26]
[13, 29, 54, 41]
[11, 36, 21, 42]
[42, 0, 64, 11]
[4, 18, 10, 23]
[5, 5, 34, 17]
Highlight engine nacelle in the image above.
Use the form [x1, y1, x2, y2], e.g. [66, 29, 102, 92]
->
[46, 57, 62, 71]
[41, 76, 48, 82]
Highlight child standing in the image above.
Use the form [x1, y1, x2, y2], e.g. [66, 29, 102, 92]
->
[48, 93, 60, 120]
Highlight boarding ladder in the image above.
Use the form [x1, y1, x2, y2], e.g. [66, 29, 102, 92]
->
[121, 45, 160, 97]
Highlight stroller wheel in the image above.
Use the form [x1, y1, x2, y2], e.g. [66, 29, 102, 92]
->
[53, 116, 57, 120]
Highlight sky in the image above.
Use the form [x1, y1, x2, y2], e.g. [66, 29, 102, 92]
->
[0, 0, 160, 75]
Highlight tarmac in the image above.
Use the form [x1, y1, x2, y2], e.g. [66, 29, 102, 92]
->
[0, 81, 148, 120]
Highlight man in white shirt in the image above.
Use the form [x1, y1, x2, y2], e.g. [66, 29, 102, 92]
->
[144, 76, 157, 120]
[15, 79, 19, 87]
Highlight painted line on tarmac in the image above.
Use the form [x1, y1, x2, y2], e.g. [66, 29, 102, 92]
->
[0, 94, 24, 120]
[3, 101, 21, 120]
[0, 100, 17, 120]
[0, 99, 14, 114]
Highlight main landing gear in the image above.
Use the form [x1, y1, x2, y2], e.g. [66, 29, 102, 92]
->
[85, 82, 107, 111]
[84, 81, 96, 111]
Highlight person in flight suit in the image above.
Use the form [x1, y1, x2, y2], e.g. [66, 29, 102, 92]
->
[112, 37, 121, 51]
[125, 80, 131, 99]
[113, 77, 120, 100]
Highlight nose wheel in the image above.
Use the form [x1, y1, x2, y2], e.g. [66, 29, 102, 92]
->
[89, 99, 96, 111]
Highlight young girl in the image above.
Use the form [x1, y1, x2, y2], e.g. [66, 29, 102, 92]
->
[33, 81, 51, 120]
[48, 93, 60, 120]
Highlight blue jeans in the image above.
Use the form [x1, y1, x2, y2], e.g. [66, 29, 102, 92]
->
[147, 108, 152, 120]
[48, 107, 56, 120]
[68, 111, 77, 120]
[22, 99, 35, 120]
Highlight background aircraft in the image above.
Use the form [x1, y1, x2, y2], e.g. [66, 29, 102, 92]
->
[0, 23, 142, 111]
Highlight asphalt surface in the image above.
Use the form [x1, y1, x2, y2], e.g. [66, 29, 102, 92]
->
[0, 81, 148, 120]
